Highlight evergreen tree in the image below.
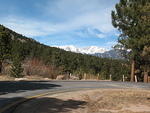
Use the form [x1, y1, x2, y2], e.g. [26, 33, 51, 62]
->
[10, 54, 24, 78]
[0, 28, 11, 73]
[112, 0, 150, 82]
[139, 2, 150, 82]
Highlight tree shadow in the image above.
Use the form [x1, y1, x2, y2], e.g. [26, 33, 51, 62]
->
[13, 97, 87, 113]
[0, 81, 61, 95]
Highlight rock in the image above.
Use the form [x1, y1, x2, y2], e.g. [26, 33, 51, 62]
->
[44, 78, 50, 80]
[70, 76, 79, 80]
[15, 78, 27, 81]
[56, 75, 65, 80]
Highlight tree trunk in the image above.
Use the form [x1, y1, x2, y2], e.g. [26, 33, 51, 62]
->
[131, 60, 135, 82]
[144, 71, 148, 83]
[0, 61, 2, 74]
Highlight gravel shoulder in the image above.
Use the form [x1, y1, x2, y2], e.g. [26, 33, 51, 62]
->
[14, 89, 150, 113]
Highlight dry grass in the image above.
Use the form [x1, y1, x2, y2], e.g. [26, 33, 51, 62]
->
[0, 74, 14, 81]
[82, 89, 150, 113]
[14, 89, 150, 113]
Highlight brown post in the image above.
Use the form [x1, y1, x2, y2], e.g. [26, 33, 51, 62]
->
[84, 73, 86, 80]
[148, 76, 150, 83]
[97, 73, 99, 80]
[144, 71, 148, 83]
[110, 74, 112, 81]
[123, 75, 125, 82]
[130, 60, 135, 82]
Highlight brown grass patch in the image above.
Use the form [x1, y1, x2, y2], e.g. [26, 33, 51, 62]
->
[81, 89, 150, 113]
[14, 89, 150, 113]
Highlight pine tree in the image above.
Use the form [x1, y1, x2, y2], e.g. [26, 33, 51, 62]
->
[10, 54, 24, 78]
[112, 0, 150, 82]
[139, 2, 150, 82]
[0, 29, 11, 73]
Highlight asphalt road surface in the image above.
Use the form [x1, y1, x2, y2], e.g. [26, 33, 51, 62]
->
[0, 81, 150, 112]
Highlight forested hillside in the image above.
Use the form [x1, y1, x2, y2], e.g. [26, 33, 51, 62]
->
[0, 25, 130, 80]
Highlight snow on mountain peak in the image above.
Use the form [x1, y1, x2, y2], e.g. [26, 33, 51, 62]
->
[56, 45, 107, 54]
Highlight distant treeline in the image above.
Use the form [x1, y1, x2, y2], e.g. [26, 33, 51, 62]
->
[0, 25, 130, 80]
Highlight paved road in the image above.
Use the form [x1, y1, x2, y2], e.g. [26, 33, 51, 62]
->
[0, 81, 150, 112]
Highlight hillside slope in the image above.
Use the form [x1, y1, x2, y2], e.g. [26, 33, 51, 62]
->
[0, 25, 130, 80]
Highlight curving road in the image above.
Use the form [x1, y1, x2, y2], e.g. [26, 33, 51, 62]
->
[0, 81, 150, 113]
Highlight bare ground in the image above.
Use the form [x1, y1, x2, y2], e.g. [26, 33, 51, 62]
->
[14, 89, 150, 113]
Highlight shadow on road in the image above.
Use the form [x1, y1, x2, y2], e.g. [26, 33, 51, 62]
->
[13, 97, 87, 113]
[0, 81, 61, 95]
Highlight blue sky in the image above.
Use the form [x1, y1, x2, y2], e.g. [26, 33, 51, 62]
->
[0, 0, 119, 49]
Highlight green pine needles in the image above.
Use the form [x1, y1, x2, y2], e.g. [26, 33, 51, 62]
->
[112, 0, 150, 82]
[10, 54, 24, 78]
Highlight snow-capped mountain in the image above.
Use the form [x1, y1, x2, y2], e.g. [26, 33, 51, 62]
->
[93, 50, 124, 59]
[57, 45, 107, 54]
[55, 45, 124, 59]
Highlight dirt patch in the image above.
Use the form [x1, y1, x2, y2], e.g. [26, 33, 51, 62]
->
[14, 89, 150, 113]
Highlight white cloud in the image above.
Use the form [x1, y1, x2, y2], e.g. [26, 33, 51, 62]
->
[106, 41, 117, 49]
[1, 16, 56, 37]
[43, 0, 116, 33]
[1, 0, 118, 38]
[96, 34, 106, 38]
[114, 32, 120, 37]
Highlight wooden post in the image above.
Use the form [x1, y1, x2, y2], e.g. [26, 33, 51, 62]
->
[131, 60, 135, 82]
[135, 75, 137, 83]
[144, 71, 148, 83]
[97, 73, 100, 80]
[69, 73, 71, 80]
[84, 73, 86, 80]
[123, 75, 125, 82]
[110, 74, 112, 81]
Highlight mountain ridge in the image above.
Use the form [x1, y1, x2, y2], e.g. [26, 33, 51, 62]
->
[56, 45, 107, 54]
[56, 45, 123, 59]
